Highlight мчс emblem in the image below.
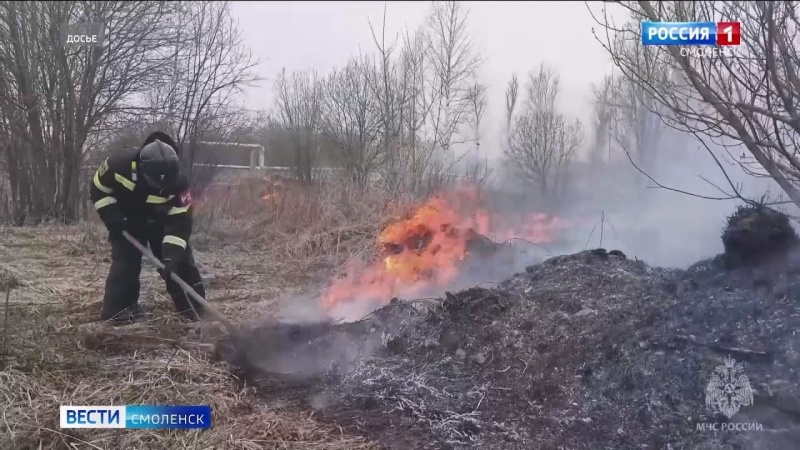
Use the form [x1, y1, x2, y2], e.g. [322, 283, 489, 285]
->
[705, 356, 753, 419]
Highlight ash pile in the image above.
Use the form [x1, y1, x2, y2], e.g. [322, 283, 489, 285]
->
[220, 204, 800, 450]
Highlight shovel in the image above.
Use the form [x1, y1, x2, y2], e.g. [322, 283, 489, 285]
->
[121, 232, 311, 379]
[122, 230, 236, 332]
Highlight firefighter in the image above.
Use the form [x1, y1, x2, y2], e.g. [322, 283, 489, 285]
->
[89, 131, 206, 323]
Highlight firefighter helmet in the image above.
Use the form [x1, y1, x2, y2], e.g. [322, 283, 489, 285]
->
[139, 139, 180, 191]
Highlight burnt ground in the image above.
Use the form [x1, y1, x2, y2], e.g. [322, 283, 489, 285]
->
[220, 249, 800, 450]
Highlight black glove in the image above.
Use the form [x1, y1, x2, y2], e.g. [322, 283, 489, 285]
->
[106, 219, 126, 241]
[158, 259, 179, 283]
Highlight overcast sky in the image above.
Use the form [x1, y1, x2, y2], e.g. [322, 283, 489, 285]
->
[230, 1, 619, 159]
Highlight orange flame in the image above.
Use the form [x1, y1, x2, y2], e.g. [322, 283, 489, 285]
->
[261, 192, 282, 203]
[260, 178, 285, 204]
[322, 185, 568, 313]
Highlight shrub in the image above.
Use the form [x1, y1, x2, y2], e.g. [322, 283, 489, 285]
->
[721, 202, 798, 268]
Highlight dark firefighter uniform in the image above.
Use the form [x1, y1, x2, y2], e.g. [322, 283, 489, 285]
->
[89, 134, 206, 322]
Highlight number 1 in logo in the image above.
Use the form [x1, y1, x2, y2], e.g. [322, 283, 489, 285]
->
[717, 21, 741, 46]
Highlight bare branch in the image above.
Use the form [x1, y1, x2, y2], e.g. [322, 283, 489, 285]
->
[592, 0, 800, 208]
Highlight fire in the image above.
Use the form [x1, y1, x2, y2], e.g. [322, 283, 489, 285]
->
[260, 178, 285, 204]
[322, 185, 568, 314]
[261, 192, 281, 203]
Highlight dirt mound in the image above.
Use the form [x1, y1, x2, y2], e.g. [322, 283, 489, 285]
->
[222, 249, 800, 449]
[722, 203, 798, 268]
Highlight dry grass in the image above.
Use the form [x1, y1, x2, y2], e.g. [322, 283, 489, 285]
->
[0, 176, 402, 449]
[0, 174, 463, 449]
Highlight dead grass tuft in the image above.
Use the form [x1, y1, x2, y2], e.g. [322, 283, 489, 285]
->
[0, 264, 22, 290]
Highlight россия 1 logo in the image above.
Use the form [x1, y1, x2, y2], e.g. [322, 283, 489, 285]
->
[641, 21, 741, 46]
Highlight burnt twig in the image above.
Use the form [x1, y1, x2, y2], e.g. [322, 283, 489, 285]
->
[708, 344, 773, 362]
[673, 335, 773, 362]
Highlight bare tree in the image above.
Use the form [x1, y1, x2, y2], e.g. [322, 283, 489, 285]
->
[504, 74, 520, 149]
[466, 81, 487, 150]
[362, 6, 412, 191]
[330, 1, 482, 196]
[590, 74, 615, 163]
[366, 6, 405, 168]
[320, 57, 382, 188]
[608, 58, 665, 173]
[273, 68, 323, 183]
[145, 0, 258, 163]
[396, 26, 437, 194]
[505, 64, 583, 199]
[590, 1, 800, 206]
[425, 0, 482, 162]
[0, 1, 177, 223]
